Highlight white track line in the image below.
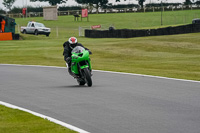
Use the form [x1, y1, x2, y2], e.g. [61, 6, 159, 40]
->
[0, 101, 90, 133]
[93, 70, 200, 83]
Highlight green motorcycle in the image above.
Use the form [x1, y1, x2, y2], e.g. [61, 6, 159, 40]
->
[70, 46, 92, 87]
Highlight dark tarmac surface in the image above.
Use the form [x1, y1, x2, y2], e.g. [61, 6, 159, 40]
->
[0, 64, 200, 133]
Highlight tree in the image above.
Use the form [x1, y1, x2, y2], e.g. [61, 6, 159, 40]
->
[116, 0, 145, 8]
[0, 9, 6, 14]
[195, 0, 200, 5]
[184, 0, 192, 7]
[2, 0, 15, 11]
[75, 0, 108, 13]
[137, 0, 146, 8]
[30, 0, 66, 5]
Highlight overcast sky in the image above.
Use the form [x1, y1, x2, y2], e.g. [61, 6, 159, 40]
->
[0, 0, 185, 11]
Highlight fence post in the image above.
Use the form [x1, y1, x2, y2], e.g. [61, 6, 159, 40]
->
[18, 24, 20, 34]
[174, 16, 176, 25]
[79, 26, 81, 36]
[184, 15, 186, 24]
[56, 26, 58, 37]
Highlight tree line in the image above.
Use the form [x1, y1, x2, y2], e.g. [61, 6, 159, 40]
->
[1, 0, 200, 14]
[0, 6, 83, 14]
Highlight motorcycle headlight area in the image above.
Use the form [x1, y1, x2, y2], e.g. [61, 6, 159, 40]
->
[73, 56, 79, 59]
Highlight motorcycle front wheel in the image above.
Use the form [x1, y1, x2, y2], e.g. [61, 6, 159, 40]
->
[83, 68, 92, 87]
[77, 79, 85, 86]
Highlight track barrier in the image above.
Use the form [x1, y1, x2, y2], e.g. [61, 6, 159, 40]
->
[85, 24, 200, 38]
[0, 32, 13, 40]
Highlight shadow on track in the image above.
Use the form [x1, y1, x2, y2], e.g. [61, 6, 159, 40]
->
[60, 85, 88, 88]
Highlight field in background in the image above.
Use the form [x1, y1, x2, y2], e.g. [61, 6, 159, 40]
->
[1, 32, 200, 81]
[0, 10, 200, 133]
[15, 10, 200, 37]
[1, 10, 200, 81]
[6, 10, 200, 81]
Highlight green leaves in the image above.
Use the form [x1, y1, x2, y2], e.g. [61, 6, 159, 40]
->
[30, 0, 66, 5]
[75, 0, 109, 13]
[2, 0, 15, 11]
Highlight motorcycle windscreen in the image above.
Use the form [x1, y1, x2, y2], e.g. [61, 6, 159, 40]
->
[71, 46, 85, 54]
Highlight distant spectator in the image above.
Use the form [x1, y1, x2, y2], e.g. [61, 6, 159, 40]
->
[1, 18, 6, 32]
[109, 26, 115, 31]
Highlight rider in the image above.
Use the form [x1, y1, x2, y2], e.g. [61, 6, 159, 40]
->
[0, 18, 6, 32]
[63, 37, 92, 77]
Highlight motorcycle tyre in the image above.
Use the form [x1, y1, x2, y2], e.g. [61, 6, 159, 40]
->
[83, 68, 92, 87]
[77, 79, 86, 86]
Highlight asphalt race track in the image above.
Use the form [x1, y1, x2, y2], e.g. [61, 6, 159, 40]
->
[0, 64, 200, 133]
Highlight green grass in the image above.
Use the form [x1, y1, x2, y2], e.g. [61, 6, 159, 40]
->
[0, 105, 77, 133]
[5, 10, 200, 81]
[0, 10, 200, 133]
[1, 32, 200, 81]
[15, 10, 200, 36]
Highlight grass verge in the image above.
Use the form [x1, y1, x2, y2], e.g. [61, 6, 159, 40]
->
[1, 33, 200, 81]
[0, 105, 77, 133]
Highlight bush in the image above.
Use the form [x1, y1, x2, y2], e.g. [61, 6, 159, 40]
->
[103, 4, 139, 9]
[146, 3, 181, 8]
[10, 7, 22, 13]
[58, 6, 82, 11]
[10, 6, 43, 13]
[0, 9, 6, 14]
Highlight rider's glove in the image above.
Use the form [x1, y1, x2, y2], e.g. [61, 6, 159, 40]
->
[88, 50, 92, 55]
[66, 57, 71, 64]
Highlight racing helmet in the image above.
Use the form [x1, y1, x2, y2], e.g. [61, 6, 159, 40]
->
[68, 37, 77, 49]
[69, 36, 77, 44]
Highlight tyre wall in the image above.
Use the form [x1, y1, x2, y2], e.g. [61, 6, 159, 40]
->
[85, 24, 200, 38]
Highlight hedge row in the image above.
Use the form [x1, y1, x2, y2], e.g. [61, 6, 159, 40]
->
[7, 6, 82, 13]
[85, 24, 200, 38]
